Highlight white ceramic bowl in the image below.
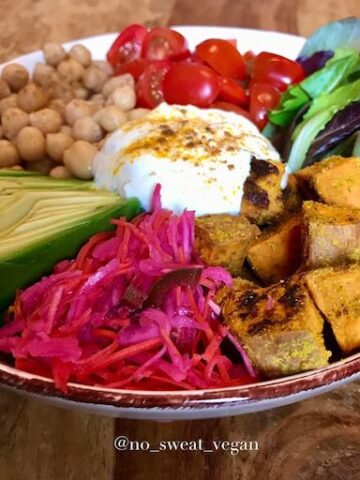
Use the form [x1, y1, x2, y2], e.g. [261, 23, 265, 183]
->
[1, 26, 359, 420]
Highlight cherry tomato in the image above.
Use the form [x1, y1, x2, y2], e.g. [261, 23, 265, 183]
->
[107, 24, 148, 67]
[210, 101, 254, 123]
[136, 60, 171, 108]
[115, 59, 149, 80]
[243, 50, 256, 76]
[195, 39, 246, 80]
[142, 27, 189, 61]
[249, 82, 280, 129]
[226, 39, 237, 48]
[218, 78, 248, 106]
[253, 52, 305, 91]
[163, 63, 221, 108]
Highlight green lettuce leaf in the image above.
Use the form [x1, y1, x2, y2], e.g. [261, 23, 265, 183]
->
[299, 17, 360, 57]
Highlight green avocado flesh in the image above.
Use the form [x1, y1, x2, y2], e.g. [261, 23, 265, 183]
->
[0, 172, 141, 315]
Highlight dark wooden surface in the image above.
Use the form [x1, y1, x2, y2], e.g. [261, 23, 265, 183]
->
[0, 1, 359, 479]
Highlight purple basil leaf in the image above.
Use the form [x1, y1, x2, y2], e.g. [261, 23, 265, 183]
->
[306, 101, 360, 160]
[297, 50, 334, 76]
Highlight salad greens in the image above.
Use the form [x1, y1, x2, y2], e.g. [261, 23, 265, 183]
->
[298, 17, 360, 58]
[265, 17, 360, 172]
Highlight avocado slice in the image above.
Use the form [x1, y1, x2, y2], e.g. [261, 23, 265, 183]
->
[0, 173, 142, 316]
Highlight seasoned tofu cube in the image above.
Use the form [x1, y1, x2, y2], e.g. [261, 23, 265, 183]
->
[219, 275, 330, 377]
[302, 201, 360, 269]
[247, 215, 302, 284]
[282, 174, 302, 213]
[241, 158, 285, 225]
[295, 156, 360, 209]
[305, 265, 360, 353]
[195, 214, 260, 276]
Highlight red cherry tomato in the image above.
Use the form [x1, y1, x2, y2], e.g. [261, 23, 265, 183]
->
[253, 52, 305, 91]
[163, 63, 221, 108]
[210, 101, 254, 123]
[249, 82, 280, 129]
[115, 59, 149, 80]
[136, 60, 171, 108]
[195, 39, 246, 80]
[142, 27, 189, 61]
[107, 24, 148, 67]
[226, 39, 237, 48]
[218, 78, 248, 106]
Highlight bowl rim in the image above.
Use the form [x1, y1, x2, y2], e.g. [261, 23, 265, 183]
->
[1, 350, 359, 408]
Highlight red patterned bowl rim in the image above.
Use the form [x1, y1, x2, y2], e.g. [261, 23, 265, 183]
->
[0, 352, 359, 409]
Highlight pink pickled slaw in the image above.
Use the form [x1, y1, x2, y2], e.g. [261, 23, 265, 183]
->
[0, 185, 257, 392]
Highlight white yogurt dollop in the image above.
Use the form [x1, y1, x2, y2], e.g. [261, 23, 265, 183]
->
[94, 103, 280, 216]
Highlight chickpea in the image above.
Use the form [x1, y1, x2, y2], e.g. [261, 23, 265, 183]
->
[26, 157, 55, 174]
[46, 132, 74, 162]
[0, 95, 17, 115]
[127, 108, 150, 121]
[69, 44, 92, 67]
[48, 81, 75, 103]
[43, 43, 66, 67]
[63, 140, 97, 179]
[29, 108, 62, 134]
[49, 165, 73, 179]
[93, 60, 113, 77]
[72, 116, 103, 143]
[64, 99, 91, 125]
[16, 126, 46, 162]
[2, 108, 29, 140]
[0, 139, 20, 167]
[33, 63, 57, 89]
[49, 98, 66, 120]
[90, 93, 105, 105]
[110, 85, 136, 112]
[87, 101, 103, 115]
[83, 65, 107, 93]
[102, 74, 134, 98]
[0, 79, 11, 100]
[57, 58, 84, 83]
[1, 64, 29, 92]
[60, 125, 73, 136]
[94, 105, 127, 132]
[74, 86, 89, 100]
[17, 84, 48, 113]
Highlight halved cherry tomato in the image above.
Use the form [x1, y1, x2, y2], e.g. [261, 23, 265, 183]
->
[226, 39, 237, 48]
[218, 78, 248, 106]
[115, 59, 149, 80]
[163, 63, 221, 108]
[107, 24, 148, 67]
[195, 39, 246, 80]
[243, 50, 256, 76]
[249, 82, 280, 129]
[142, 27, 189, 61]
[136, 60, 171, 108]
[253, 52, 305, 91]
[211, 101, 254, 123]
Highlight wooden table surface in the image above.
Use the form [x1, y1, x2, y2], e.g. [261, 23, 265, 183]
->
[0, 1, 360, 479]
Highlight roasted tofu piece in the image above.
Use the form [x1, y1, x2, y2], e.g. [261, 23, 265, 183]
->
[295, 156, 360, 209]
[195, 214, 260, 276]
[305, 265, 360, 353]
[302, 201, 360, 269]
[219, 276, 330, 377]
[247, 215, 302, 284]
[283, 174, 302, 213]
[241, 158, 285, 225]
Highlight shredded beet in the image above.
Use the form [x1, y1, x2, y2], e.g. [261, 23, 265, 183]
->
[0, 185, 256, 392]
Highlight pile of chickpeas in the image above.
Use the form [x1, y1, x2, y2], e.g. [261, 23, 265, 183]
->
[0, 43, 149, 179]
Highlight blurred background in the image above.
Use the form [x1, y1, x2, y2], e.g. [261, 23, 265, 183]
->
[0, 0, 358, 61]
